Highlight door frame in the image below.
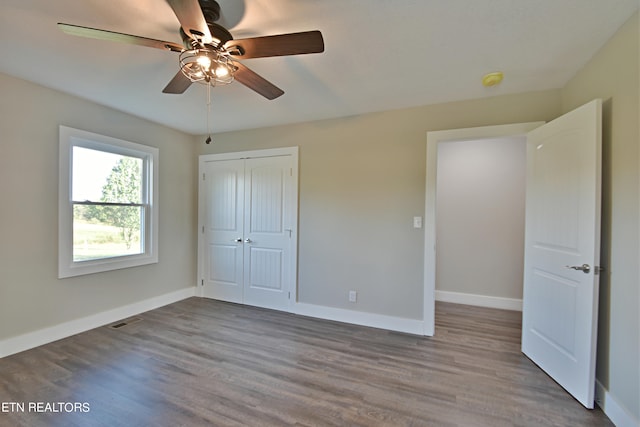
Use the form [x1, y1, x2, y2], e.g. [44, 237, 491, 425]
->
[423, 122, 544, 336]
[198, 147, 299, 311]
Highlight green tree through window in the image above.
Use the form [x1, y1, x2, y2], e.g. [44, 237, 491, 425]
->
[82, 157, 143, 250]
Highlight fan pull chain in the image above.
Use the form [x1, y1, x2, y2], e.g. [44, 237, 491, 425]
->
[205, 82, 212, 144]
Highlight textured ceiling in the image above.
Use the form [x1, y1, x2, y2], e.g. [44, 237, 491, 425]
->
[0, 0, 637, 135]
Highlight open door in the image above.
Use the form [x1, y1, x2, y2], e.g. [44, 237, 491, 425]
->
[522, 99, 602, 409]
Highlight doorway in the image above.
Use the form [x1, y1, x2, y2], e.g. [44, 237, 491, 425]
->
[422, 122, 543, 335]
[424, 102, 602, 408]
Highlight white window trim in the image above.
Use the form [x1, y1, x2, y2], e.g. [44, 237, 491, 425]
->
[58, 126, 159, 278]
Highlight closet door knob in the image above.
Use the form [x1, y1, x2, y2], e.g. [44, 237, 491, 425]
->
[565, 264, 590, 274]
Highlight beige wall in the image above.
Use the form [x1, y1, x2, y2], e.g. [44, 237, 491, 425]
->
[198, 90, 560, 319]
[436, 137, 526, 300]
[562, 13, 639, 421]
[0, 73, 198, 341]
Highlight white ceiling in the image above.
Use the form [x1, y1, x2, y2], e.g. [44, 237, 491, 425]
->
[0, 0, 637, 135]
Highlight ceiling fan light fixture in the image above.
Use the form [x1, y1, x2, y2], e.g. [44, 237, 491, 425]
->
[179, 49, 235, 86]
[214, 65, 229, 77]
[196, 55, 212, 69]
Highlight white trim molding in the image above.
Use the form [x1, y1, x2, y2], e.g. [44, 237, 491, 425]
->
[435, 290, 523, 311]
[293, 302, 425, 335]
[0, 287, 196, 358]
[595, 380, 640, 427]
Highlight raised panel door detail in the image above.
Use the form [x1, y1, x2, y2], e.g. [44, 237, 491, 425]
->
[248, 247, 283, 291]
[209, 244, 238, 284]
[529, 269, 578, 358]
[248, 165, 284, 234]
[531, 130, 582, 255]
[209, 167, 240, 232]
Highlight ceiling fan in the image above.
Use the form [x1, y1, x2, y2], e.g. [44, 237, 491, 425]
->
[58, 0, 325, 100]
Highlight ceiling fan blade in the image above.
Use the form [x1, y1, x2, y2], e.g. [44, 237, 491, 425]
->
[58, 23, 184, 52]
[233, 62, 284, 100]
[162, 71, 193, 94]
[225, 30, 324, 59]
[165, 0, 213, 44]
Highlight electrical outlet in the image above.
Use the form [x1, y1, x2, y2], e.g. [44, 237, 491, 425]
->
[348, 290, 357, 303]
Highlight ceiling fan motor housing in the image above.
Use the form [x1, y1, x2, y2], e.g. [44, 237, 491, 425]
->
[199, 0, 221, 23]
[180, 0, 233, 48]
[180, 24, 232, 48]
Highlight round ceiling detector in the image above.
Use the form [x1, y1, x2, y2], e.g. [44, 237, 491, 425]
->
[482, 71, 504, 87]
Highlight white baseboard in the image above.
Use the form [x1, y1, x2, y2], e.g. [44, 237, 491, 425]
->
[293, 302, 425, 335]
[435, 290, 523, 311]
[596, 380, 640, 427]
[0, 287, 196, 358]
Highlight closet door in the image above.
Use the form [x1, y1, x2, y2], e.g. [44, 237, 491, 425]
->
[242, 156, 292, 311]
[199, 149, 297, 312]
[201, 159, 245, 303]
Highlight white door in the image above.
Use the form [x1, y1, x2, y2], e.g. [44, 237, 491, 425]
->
[201, 159, 245, 303]
[522, 99, 602, 409]
[200, 149, 298, 312]
[242, 156, 293, 311]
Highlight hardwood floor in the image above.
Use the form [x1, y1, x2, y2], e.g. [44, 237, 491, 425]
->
[0, 298, 612, 426]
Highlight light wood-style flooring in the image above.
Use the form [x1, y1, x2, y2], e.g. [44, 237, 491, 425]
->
[0, 298, 613, 426]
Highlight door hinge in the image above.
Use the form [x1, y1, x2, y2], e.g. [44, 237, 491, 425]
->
[290, 168, 293, 176]
[202, 172, 205, 181]
[288, 291, 291, 299]
[201, 279, 204, 286]
[202, 226, 205, 233]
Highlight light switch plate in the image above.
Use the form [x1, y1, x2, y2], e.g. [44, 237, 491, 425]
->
[413, 216, 423, 228]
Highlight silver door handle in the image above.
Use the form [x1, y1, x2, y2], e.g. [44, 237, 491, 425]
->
[232, 238, 243, 243]
[244, 238, 252, 243]
[565, 264, 590, 273]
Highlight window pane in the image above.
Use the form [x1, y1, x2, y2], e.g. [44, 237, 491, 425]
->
[73, 205, 143, 261]
[73, 147, 143, 203]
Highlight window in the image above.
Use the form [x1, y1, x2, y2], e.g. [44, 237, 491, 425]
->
[59, 126, 158, 278]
